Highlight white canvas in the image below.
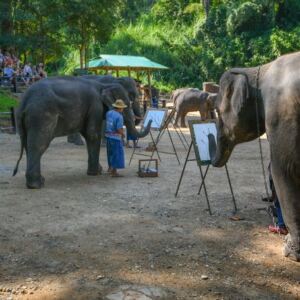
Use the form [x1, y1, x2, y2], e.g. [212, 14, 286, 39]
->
[143, 110, 167, 129]
[193, 123, 217, 162]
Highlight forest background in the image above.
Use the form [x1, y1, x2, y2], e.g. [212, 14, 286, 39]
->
[1, 0, 300, 91]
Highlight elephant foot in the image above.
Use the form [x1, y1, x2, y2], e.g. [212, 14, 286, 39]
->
[26, 175, 45, 189]
[68, 134, 84, 146]
[283, 234, 300, 262]
[87, 164, 102, 176]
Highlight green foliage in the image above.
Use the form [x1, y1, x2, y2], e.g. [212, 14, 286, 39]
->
[1, 0, 300, 91]
[0, 90, 18, 112]
[101, 0, 300, 91]
[226, 2, 274, 35]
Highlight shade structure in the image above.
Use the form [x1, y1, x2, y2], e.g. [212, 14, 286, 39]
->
[87, 55, 168, 71]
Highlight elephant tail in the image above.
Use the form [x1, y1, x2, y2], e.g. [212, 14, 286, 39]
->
[13, 112, 26, 177]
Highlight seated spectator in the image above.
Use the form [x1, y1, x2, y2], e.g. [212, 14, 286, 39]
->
[37, 63, 47, 78]
[3, 64, 14, 80]
[12, 53, 19, 68]
[4, 51, 13, 67]
[23, 62, 33, 85]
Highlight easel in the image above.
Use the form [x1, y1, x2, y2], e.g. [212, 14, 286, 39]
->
[175, 122, 237, 215]
[159, 107, 190, 151]
[129, 108, 181, 165]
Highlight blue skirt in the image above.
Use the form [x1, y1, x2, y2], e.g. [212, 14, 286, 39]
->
[106, 138, 125, 169]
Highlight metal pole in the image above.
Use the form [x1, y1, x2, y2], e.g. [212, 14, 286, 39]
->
[225, 164, 237, 213]
[197, 165, 210, 195]
[129, 141, 137, 166]
[199, 165, 212, 215]
[167, 127, 180, 165]
[149, 131, 162, 162]
[173, 126, 188, 150]
[175, 142, 193, 197]
[10, 107, 16, 134]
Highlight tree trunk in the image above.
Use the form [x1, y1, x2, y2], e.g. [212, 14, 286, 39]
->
[84, 44, 89, 69]
[79, 45, 84, 69]
[202, 0, 211, 18]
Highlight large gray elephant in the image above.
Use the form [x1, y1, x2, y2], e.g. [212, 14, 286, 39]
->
[13, 76, 151, 189]
[68, 75, 143, 146]
[173, 88, 215, 127]
[208, 52, 300, 261]
[82, 75, 142, 123]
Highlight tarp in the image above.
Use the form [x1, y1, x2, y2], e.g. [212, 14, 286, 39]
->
[87, 55, 168, 71]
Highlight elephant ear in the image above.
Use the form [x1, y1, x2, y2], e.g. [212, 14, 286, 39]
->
[230, 71, 250, 116]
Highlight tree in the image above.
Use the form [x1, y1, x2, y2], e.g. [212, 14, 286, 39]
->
[202, 0, 211, 17]
[61, 0, 121, 68]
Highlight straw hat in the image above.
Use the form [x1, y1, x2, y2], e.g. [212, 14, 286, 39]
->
[112, 99, 127, 109]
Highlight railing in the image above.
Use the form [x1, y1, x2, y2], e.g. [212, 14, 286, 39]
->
[0, 107, 16, 133]
[0, 75, 32, 92]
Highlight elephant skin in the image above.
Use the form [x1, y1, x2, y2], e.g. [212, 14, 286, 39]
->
[209, 52, 300, 261]
[173, 88, 215, 127]
[82, 75, 142, 123]
[13, 76, 151, 189]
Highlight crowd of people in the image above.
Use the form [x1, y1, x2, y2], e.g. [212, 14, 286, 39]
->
[0, 48, 47, 87]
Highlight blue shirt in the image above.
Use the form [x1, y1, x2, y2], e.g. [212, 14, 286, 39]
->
[105, 110, 124, 140]
[4, 67, 14, 78]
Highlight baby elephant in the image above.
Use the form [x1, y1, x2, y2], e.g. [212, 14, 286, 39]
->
[173, 88, 217, 127]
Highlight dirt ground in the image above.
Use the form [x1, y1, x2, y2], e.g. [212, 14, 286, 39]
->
[0, 121, 299, 300]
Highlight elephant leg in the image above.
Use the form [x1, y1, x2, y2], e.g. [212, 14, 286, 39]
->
[180, 111, 187, 128]
[174, 111, 180, 127]
[82, 113, 103, 175]
[26, 130, 51, 189]
[272, 165, 300, 261]
[68, 133, 84, 146]
[85, 136, 102, 175]
[200, 109, 208, 121]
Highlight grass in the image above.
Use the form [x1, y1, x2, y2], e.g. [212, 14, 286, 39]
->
[0, 90, 18, 112]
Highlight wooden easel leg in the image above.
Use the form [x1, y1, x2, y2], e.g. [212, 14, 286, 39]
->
[225, 164, 237, 213]
[173, 126, 188, 150]
[129, 143, 136, 166]
[199, 165, 212, 215]
[178, 126, 189, 148]
[197, 165, 210, 195]
[167, 127, 180, 165]
[150, 131, 162, 162]
[175, 142, 193, 197]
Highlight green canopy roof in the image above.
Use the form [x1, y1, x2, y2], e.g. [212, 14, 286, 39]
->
[87, 55, 168, 71]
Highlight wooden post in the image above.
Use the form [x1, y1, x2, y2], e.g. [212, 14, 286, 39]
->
[116, 69, 119, 77]
[128, 68, 131, 77]
[10, 107, 16, 134]
[136, 71, 140, 82]
[147, 70, 152, 106]
[105, 68, 108, 75]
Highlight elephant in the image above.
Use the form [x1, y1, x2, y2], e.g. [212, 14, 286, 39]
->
[13, 76, 151, 189]
[208, 51, 300, 261]
[173, 88, 216, 127]
[82, 75, 142, 124]
[170, 88, 196, 105]
[67, 75, 144, 146]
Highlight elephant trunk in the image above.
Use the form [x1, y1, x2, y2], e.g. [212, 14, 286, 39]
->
[208, 125, 234, 167]
[125, 114, 152, 138]
[132, 101, 143, 125]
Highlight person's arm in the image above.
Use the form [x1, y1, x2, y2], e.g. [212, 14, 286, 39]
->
[116, 114, 125, 138]
[117, 127, 124, 138]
